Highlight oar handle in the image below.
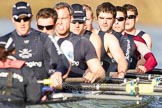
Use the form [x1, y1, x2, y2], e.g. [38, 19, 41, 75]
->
[64, 78, 84, 83]
[37, 78, 85, 85]
[127, 69, 136, 73]
[109, 69, 136, 76]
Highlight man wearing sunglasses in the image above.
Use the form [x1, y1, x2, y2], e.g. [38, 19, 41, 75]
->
[36, 8, 63, 56]
[113, 6, 157, 73]
[36, 8, 57, 36]
[1, 1, 60, 81]
[112, 6, 133, 68]
[121, 4, 156, 73]
[70, 3, 101, 59]
[123, 4, 152, 50]
[96, 2, 128, 78]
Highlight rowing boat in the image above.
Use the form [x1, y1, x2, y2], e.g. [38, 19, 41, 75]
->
[27, 69, 162, 108]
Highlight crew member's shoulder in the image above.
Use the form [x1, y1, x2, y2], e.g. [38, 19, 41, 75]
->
[104, 32, 117, 39]
[134, 35, 146, 43]
[0, 32, 13, 42]
[31, 28, 48, 37]
[92, 29, 99, 35]
[31, 28, 50, 41]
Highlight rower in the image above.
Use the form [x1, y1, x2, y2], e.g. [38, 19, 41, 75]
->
[70, 3, 102, 60]
[123, 4, 153, 67]
[96, 2, 128, 78]
[0, 38, 41, 107]
[112, 6, 157, 73]
[49, 2, 105, 87]
[0, 1, 60, 80]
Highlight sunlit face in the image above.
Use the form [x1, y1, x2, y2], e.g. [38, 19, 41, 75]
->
[85, 10, 93, 31]
[125, 10, 136, 31]
[37, 17, 55, 36]
[55, 7, 71, 37]
[113, 11, 126, 33]
[97, 12, 114, 32]
[12, 15, 32, 36]
[70, 18, 85, 35]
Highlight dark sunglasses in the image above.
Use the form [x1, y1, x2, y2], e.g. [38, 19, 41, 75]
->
[116, 17, 125, 21]
[127, 15, 136, 19]
[14, 17, 31, 22]
[37, 24, 54, 30]
[71, 20, 85, 24]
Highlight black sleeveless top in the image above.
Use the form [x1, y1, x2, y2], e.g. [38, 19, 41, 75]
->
[98, 30, 135, 75]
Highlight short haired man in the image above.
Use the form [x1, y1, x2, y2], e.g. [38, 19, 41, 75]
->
[70, 3, 102, 59]
[50, 2, 105, 87]
[123, 4, 152, 65]
[82, 4, 96, 32]
[36, 8, 57, 36]
[96, 2, 128, 78]
[1, 1, 60, 81]
[113, 5, 157, 73]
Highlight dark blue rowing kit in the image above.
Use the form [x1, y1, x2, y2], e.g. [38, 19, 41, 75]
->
[1, 28, 60, 80]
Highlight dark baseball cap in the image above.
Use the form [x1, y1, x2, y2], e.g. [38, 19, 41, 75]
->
[71, 4, 86, 22]
[12, 1, 32, 19]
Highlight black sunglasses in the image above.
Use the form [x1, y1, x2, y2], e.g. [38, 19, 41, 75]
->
[37, 24, 54, 30]
[116, 17, 125, 21]
[14, 17, 31, 22]
[127, 15, 136, 19]
[71, 20, 85, 24]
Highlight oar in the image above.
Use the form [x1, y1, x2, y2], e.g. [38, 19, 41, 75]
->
[125, 73, 159, 80]
[110, 72, 161, 80]
[127, 68, 162, 74]
[62, 82, 162, 94]
[64, 77, 129, 83]
[110, 68, 162, 76]
[37, 77, 154, 85]
[102, 91, 162, 96]
[37, 77, 137, 84]
[51, 93, 142, 101]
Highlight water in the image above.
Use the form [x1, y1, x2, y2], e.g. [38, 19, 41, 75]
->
[1, 19, 162, 108]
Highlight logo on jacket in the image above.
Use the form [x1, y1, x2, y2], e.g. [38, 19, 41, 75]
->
[19, 48, 32, 58]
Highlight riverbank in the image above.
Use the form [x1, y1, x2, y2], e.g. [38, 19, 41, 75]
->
[0, 0, 162, 26]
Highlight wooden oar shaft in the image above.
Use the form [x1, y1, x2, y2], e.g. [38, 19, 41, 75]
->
[64, 78, 84, 83]
[127, 69, 162, 74]
[110, 69, 162, 76]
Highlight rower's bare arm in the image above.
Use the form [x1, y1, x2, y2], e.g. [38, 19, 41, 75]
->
[135, 40, 151, 58]
[85, 58, 105, 82]
[136, 33, 152, 67]
[142, 33, 152, 50]
[105, 33, 128, 75]
[134, 41, 157, 73]
[89, 33, 102, 60]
